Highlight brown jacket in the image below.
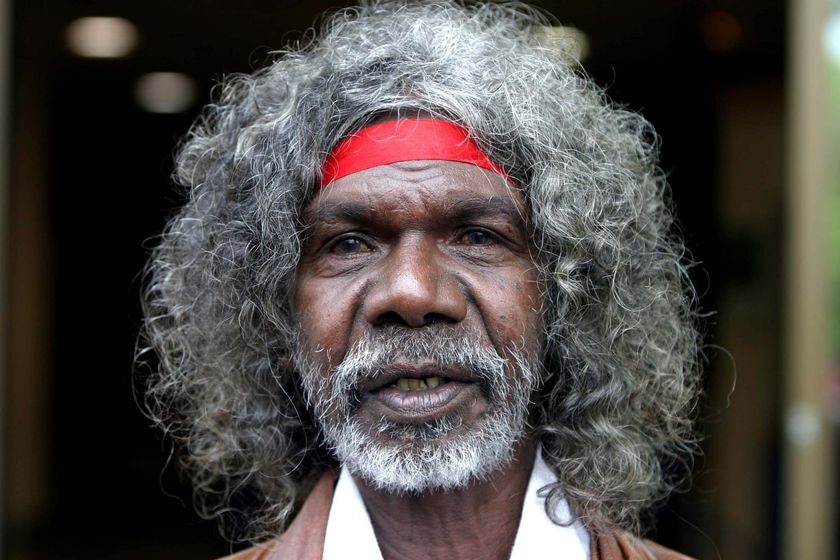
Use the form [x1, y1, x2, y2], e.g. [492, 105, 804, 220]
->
[223, 471, 692, 560]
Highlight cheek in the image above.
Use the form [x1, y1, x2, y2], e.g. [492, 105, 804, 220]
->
[483, 271, 543, 355]
[293, 277, 357, 370]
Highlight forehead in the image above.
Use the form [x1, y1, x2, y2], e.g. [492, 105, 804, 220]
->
[305, 160, 526, 220]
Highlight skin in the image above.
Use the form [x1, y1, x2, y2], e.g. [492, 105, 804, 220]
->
[294, 160, 543, 560]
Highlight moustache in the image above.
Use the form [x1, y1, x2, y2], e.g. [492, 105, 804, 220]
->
[330, 325, 509, 407]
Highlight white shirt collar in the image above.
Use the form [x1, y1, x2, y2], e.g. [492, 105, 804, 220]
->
[508, 448, 590, 560]
[322, 464, 384, 560]
[323, 449, 590, 559]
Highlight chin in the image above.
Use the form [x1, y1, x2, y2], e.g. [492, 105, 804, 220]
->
[326, 409, 527, 494]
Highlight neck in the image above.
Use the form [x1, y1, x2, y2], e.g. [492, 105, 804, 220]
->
[354, 438, 537, 560]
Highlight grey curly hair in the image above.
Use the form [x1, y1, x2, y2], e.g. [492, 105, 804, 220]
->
[141, 0, 701, 542]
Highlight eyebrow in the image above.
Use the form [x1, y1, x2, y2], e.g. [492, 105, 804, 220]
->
[444, 197, 527, 230]
[302, 196, 526, 230]
[301, 201, 376, 227]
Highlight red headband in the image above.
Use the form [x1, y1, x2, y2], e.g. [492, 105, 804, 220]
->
[321, 119, 510, 186]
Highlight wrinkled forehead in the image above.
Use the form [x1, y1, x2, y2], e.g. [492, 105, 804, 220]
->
[304, 159, 527, 230]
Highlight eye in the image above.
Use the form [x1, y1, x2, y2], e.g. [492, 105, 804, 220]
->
[459, 229, 497, 246]
[329, 236, 373, 255]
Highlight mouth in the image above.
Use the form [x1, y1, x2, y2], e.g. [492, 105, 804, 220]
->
[387, 375, 449, 391]
[359, 365, 484, 423]
[359, 364, 477, 392]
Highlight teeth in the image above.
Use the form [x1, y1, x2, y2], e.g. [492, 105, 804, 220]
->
[392, 376, 448, 391]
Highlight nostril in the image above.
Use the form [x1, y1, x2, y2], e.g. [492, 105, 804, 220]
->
[423, 312, 457, 325]
[374, 310, 409, 327]
[372, 310, 457, 328]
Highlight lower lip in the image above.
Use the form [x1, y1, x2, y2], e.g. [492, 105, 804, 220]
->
[366, 381, 480, 422]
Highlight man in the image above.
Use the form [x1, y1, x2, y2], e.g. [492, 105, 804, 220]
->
[141, 2, 700, 559]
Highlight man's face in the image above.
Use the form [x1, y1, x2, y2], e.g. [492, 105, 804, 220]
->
[293, 160, 543, 493]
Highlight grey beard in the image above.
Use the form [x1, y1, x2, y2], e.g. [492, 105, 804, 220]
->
[294, 326, 541, 494]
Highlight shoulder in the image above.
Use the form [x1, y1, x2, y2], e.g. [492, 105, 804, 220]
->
[592, 531, 695, 560]
[216, 469, 339, 560]
[218, 541, 282, 560]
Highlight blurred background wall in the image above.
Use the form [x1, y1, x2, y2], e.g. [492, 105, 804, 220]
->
[1, 0, 837, 558]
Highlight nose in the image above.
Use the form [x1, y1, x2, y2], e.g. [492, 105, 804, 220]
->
[363, 238, 468, 327]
